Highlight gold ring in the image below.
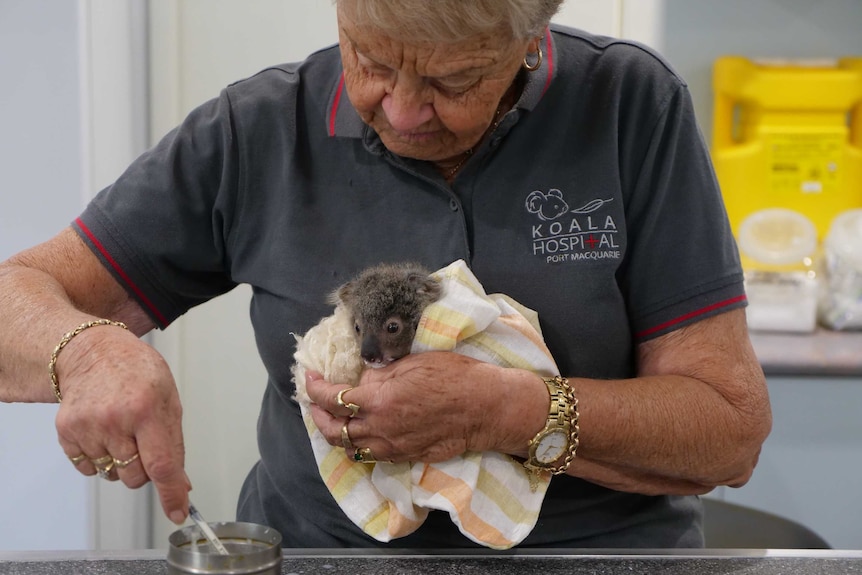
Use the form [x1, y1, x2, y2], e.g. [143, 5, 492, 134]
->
[341, 422, 354, 451]
[95, 461, 115, 480]
[113, 452, 140, 469]
[336, 387, 360, 418]
[68, 454, 87, 465]
[91, 455, 113, 466]
[91, 454, 115, 479]
[353, 447, 376, 464]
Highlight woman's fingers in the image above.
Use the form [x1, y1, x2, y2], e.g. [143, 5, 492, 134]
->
[52, 334, 190, 523]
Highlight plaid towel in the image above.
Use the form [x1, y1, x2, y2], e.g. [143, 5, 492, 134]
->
[292, 260, 558, 549]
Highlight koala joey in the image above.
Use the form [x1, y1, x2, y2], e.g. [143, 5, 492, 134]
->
[330, 262, 442, 368]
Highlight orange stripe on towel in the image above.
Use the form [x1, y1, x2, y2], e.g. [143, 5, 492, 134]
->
[325, 455, 364, 493]
[418, 466, 514, 549]
[383, 504, 426, 538]
[418, 314, 473, 348]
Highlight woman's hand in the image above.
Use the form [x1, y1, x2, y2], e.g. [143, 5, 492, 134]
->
[306, 351, 549, 463]
[53, 323, 191, 524]
[0, 228, 192, 524]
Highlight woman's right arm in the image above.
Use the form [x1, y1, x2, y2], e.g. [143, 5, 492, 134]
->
[0, 227, 155, 401]
[0, 226, 192, 524]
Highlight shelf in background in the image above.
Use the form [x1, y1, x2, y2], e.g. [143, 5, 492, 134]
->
[750, 328, 862, 376]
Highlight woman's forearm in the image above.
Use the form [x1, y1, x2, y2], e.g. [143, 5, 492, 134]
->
[569, 373, 767, 493]
[0, 264, 94, 402]
[489, 309, 770, 493]
[0, 228, 155, 403]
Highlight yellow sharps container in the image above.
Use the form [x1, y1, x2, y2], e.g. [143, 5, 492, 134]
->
[712, 56, 862, 241]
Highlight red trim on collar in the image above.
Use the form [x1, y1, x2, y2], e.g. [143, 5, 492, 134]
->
[635, 295, 747, 339]
[542, 31, 554, 96]
[329, 74, 345, 137]
[75, 217, 169, 326]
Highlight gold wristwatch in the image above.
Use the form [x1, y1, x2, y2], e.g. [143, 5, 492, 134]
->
[524, 376, 579, 477]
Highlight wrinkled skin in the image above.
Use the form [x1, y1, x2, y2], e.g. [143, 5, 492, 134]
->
[337, 1, 535, 174]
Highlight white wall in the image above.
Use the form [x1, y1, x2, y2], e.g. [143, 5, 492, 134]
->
[0, 0, 91, 552]
[0, 0, 151, 551]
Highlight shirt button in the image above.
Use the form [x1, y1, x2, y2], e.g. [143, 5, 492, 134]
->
[449, 199, 459, 212]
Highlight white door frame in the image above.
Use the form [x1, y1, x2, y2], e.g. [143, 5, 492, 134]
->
[78, 0, 153, 550]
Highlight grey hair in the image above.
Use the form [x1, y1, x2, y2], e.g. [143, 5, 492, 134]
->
[334, 0, 565, 41]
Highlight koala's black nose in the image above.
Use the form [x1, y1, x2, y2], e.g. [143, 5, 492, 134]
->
[361, 338, 383, 364]
[361, 351, 383, 363]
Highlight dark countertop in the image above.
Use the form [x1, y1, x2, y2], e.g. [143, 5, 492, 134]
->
[2, 549, 862, 575]
[750, 328, 862, 376]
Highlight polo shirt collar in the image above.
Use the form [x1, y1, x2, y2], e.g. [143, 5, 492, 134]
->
[326, 28, 558, 139]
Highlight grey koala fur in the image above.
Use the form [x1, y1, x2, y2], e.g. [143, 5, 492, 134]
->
[330, 262, 443, 368]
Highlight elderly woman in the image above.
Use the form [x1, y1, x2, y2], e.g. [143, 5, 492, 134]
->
[0, 0, 770, 548]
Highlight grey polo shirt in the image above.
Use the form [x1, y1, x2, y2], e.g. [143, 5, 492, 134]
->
[74, 24, 745, 548]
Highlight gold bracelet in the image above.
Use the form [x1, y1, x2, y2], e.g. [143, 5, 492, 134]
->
[548, 376, 579, 475]
[49, 319, 128, 403]
[524, 375, 580, 479]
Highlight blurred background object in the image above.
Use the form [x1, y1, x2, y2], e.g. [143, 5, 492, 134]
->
[819, 208, 862, 330]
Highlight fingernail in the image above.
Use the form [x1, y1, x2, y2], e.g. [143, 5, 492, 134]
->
[184, 471, 193, 491]
[170, 510, 186, 525]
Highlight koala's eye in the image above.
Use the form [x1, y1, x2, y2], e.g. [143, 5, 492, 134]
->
[354, 323, 361, 334]
[386, 322, 400, 334]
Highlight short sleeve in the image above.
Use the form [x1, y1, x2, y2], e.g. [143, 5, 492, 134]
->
[74, 90, 240, 328]
[619, 84, 746, 341]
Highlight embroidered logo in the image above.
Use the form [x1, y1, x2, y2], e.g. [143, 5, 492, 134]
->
[525, 189, 570, 221]
[526, 190, 621, 264]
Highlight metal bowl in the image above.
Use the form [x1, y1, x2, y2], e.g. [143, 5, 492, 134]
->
[167, 521, 282, 574]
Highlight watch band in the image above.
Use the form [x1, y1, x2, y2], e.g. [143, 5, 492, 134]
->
[524, 376, 580, 475]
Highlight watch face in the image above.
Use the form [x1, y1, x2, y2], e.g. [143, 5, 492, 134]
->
[535, 429, 568, 464]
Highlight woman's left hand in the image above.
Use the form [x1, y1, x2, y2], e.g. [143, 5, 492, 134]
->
[305, 351, 548, 463]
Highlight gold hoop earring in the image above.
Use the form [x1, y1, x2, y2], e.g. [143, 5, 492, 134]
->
[523, 46, 543, 72]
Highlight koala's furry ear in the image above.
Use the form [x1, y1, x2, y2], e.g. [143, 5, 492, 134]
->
[409, 273, 443, 303]
[329, 281, 355, 307]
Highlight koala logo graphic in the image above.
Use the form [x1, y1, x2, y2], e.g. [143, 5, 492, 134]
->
[525, 189, 569, 221]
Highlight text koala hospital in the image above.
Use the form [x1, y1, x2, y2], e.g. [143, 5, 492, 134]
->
[532, 214, 621, 258]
